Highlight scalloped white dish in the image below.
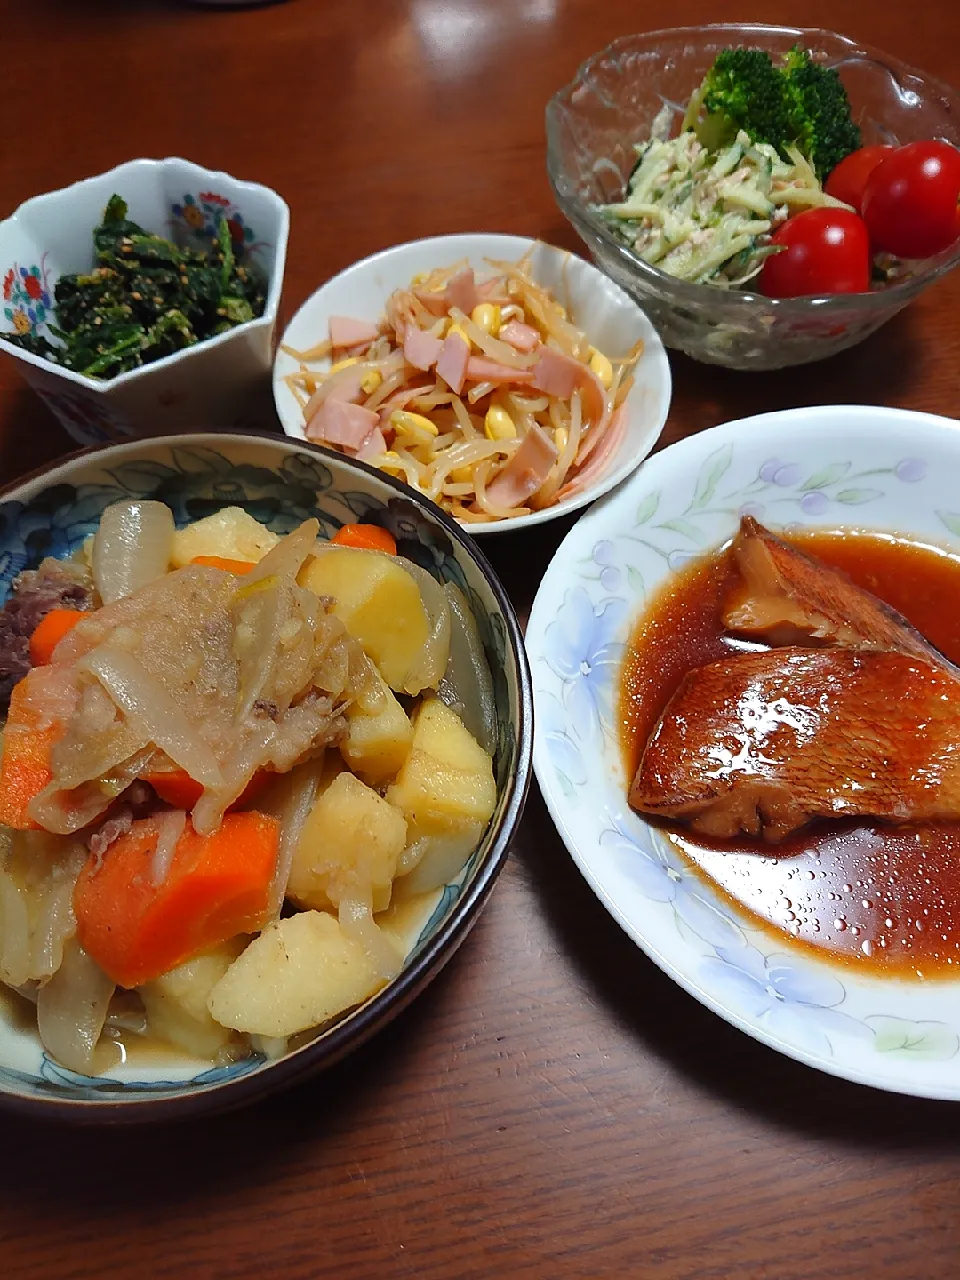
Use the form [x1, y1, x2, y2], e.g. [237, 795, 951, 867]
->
[528, 404, 960, 1099]
[273, 234, 671, 535]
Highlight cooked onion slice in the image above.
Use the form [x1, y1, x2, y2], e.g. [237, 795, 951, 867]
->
[92, 501, 175, 605]
[339, 896, 402, 980]
[36, 940, 115, 1075]
[439, 583, 497, 755]
[83, 646, 223, 790]
[150, 809, 187, 885]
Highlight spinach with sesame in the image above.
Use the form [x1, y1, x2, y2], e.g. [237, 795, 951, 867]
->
[1, 194, 267, 379]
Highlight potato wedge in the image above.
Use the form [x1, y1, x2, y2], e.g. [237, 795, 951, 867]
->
[287, 772, 407, 911]
[387, 698, 496, 835]
[139, 940, 246, 1058]
[170, 507, 279, 568]
[299, 547, 430, 692]
[207, 911, 382, 1038]
[340, 668, 414, 785]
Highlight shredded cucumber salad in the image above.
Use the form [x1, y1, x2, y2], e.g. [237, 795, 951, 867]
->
[597, 116, 851, 287]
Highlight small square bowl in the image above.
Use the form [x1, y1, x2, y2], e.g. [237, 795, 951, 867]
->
[0, 158, 289, 444]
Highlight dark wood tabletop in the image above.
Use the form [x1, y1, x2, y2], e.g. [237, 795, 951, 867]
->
[4, 1, 960, 1277]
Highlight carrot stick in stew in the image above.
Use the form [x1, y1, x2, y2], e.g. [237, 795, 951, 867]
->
[190, 555, 256, 574]
[144, 768, 268, 812]
[28, 608, 86, 666]
[331, 524, 397, 555]
[74, 811, 279, 988]
[0, 672, 63, 829]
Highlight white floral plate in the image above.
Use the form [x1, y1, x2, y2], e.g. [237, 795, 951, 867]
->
[527, 404, 960, 1100]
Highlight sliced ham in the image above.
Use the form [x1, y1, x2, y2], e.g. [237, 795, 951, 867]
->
[306, 398, 379, 453]
[532, 346, 582, 398]
[476, 278, 510, 304]
[465, 356, 536, 385]
[324, 365, 370, 404]
[485, 425, 558, 509]
[436, 333, 470, 395]
[357, 426, 388, 461]
[329, 316, 379, 350]
[413, 290, 449, 318]
[532, 347, 610, 463]
[446, 267, 478, 316]
[403, 324, 443, 372]
[555, 405, 628, 503]
[499, 321, 541, 353]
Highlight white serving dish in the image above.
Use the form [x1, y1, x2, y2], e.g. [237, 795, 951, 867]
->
[527, 404, 960, 1099]
[273, 233, 671, 534]
[0, 158, 289, 444]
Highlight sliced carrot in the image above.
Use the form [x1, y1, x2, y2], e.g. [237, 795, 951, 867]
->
[331, 523, 397, 555]
[28, 608, 86, 667]
[74, 811, 279, 988]
[0, 672, 62, 830]
[144, 767, 269, 812]
[190, 555, 256, 574]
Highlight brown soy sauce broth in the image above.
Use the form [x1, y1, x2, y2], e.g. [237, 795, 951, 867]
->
[619, 529, 960, 979]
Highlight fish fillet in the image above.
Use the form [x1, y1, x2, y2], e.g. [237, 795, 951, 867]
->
[723, 516, 942, 663]
[630, 647, 960, 842]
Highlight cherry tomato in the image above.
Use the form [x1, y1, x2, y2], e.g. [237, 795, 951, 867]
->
[759, 208, 871, 298]
[824, 145, 894, 213]
[862, 140, 960, 258]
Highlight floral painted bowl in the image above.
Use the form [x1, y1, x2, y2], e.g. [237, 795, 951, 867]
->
[0, 432, 531, 1122]
[528, 404, 960, 1099]
[273, 234, 671, 534]
[0, 159, 289, 445]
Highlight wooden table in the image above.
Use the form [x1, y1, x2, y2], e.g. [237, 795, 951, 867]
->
[3, 2, 960, 1276]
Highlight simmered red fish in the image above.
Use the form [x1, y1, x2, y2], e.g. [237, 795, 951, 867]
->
[629, 647, 960, 842]
[723, 516, 942, 663]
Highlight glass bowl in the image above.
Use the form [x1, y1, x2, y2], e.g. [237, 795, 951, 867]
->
[546, 24, 960, 371]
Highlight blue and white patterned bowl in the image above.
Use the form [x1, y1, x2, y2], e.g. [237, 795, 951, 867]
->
[0, 432, 531, 1122]
[528, 404, 960, 1099]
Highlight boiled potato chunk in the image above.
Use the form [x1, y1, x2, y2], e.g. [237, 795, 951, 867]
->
[287, 771, 407, 911]
[170, 507, 279, 568]
[387, 699, 496, 835]
[207, 911, 382, 1038]
[340, 669, 414, 785]
[299, 547, 429, 692]
[139, 940, 245, 1058]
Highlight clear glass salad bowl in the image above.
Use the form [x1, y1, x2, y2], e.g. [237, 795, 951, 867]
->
[546, 24, 960, 371]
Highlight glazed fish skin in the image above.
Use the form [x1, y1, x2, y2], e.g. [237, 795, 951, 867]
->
[723, 515, 940, 662]
[630, 647, 960, 843]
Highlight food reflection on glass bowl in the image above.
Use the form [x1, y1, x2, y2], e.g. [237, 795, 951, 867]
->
[0, 432, 531, 1122]
[546, 24, 960, 371]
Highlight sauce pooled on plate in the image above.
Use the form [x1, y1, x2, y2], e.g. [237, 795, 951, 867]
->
[620, 529, 960, 978]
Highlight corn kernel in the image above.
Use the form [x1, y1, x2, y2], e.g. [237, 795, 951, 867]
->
[484, 405, 517, 441]
[391, 410, 439, 441]
[444, 320, 471, 346]
[329, 356, 360, 375]
[449, 464, 474, 484]
[360, 369, 382, 395]
[555, 426, 569, 453]
[588, 348, 614, 389]
[471, 303, 501, 336]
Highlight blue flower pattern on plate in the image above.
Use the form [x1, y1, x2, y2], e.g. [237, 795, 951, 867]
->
[530, 418, 960, 1094]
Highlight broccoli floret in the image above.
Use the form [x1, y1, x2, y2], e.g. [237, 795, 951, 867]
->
[782, 46, 861, 179]
[683, 49, 797, 154]
[682, 45, 860, 180]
